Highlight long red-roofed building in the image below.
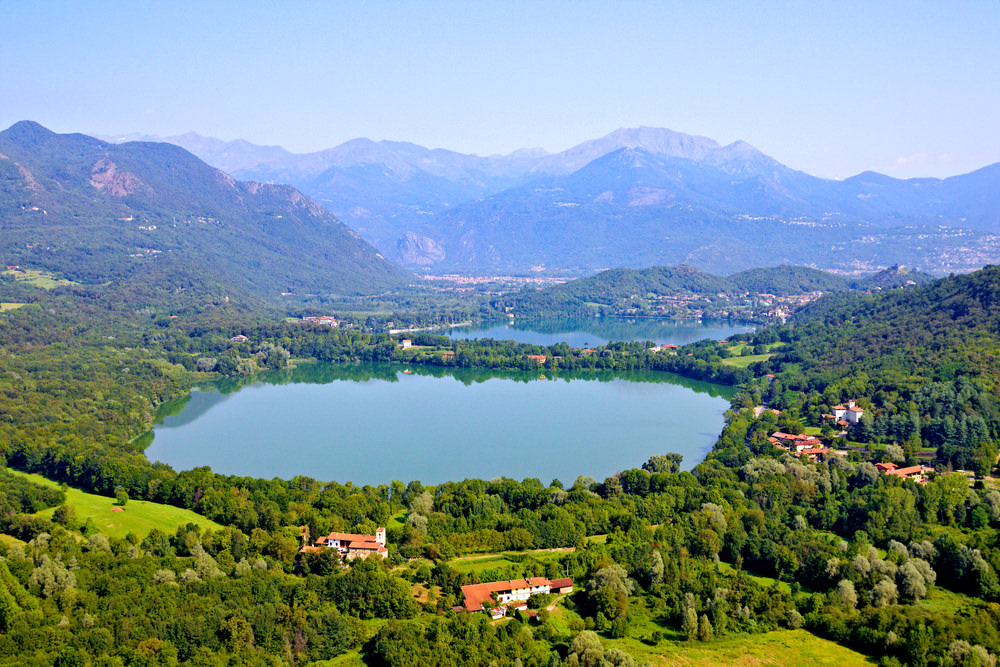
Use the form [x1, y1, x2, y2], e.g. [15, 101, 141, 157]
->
[460, 577, 574, 613]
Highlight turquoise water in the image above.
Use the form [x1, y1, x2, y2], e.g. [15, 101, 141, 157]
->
[147, 363, 736, 486]
[444, 317, 753, 347]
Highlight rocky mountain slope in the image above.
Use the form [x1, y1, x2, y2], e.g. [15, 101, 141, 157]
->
[1, 122, 411, 303]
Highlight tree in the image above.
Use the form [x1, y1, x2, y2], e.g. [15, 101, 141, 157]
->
[854, 462, 879, 487]
[52, 505, 76, 527]
[588, 564, 634, 596]
[568, 630, 604, 667]
[410, 492, 433, 516]
[681, 593, 698, 641]
[697, 614, 714, 642]
[642, 453, 682, 474]
[610, 615, 628, 638]
[897, 561, 928, 603]
[28, 555, 76, 598]
[115, 486, 129, 507]
[885, 444, 905, 463]
[907, 624, 934, 667]
[983, 490, 1000, 523]
[648, 551, 664, 587]
[870, 578, 898, 607]
[835, 579, 857, 609]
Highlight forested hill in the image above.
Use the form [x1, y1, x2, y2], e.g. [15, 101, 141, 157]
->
[749, 265, 1000, 472]
[783, 264, 1000, 388]
[0, 121, 411, 303]
[498, 263, 935, 317]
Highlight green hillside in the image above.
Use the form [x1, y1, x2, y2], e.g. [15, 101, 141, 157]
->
[743, 265, 1000, 472]
[6, 468, 221, 539]
[0, 121, 411, 304]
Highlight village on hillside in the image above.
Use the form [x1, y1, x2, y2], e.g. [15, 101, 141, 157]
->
[756, 398, 954, 484]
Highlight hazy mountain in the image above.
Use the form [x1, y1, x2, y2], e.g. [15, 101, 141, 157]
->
[1, 121, 410, 303]
[411, 147, 1000, 274]
[96, 126, 1000, 276]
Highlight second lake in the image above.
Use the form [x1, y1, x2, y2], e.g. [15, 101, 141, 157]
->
[442, 317, 754, 347]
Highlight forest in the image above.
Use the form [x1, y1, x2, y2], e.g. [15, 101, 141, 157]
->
[1, 266, 1000, 665]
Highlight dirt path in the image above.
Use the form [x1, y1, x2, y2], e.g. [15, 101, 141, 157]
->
[547, 593, 571, 611]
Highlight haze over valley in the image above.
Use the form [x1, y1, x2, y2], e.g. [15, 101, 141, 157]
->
[99, 126, 1000, 277]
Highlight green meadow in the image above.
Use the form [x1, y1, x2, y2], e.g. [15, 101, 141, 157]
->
[7, 468, 221, 539]
[2, 268, 77, 289]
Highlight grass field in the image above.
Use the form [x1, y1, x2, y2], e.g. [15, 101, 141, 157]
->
[2, 268, 76, 289]
[7, 468, 221, 539]
[387, 509, 407, 531]
[716, 561, 794, 595]
[0, 534, 26, 547]
[619, 628, 876, 666]
[0, 303, 27, 311]
[551, 598, 873, 666]
[918, 584, 969, 614]
[722, 353, 773, 369]
[449, 548, 572, 574]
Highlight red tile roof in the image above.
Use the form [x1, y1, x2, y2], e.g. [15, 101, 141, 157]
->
[298, 546, 324, 554]
[326, 531, 377, 543]
[347, 540, 383, 550]
[460, 577, 570, 612]
[886, 466, 926, 477]
[796, 447, 829, 458]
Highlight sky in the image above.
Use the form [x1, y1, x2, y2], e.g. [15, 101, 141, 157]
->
[3, 1, 999, 179]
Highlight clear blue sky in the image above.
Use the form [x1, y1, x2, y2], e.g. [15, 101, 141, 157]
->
[3, 1, 999, 179]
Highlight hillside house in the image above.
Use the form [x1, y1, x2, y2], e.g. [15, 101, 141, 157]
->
[460, 577, 573, 613]
[769, 432, 823, 452]
[304, 527, 388, 559]
[832, 400, 865, 425]
[796, 446, 830, 461]
[877, 462, 932, 482]
[400, 339, 412, 349]
[230, 335, 248, 343]
[769, 432, 829, 460]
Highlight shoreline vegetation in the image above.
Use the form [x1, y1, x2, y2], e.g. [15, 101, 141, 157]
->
[2, 268, 1000, 665]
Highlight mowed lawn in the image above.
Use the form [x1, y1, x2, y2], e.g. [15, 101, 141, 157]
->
[8, 469, 221, 539]
[449, 548, 571, 575]
[722, 353, 773, 368]
[550, 601, 873, 666]
[627, 629, 876, 666]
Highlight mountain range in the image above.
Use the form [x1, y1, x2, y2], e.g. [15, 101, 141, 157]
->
[0, 122, 410, 305]
[99, 127, 1000, 276]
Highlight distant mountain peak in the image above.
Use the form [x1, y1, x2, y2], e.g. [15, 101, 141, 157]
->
[5, 120, 61, 143]
[504, 147, 549, 159]
[8, 119, 51, 134]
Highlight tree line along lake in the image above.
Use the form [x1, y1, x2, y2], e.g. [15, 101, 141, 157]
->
[146, 319, 749, 486]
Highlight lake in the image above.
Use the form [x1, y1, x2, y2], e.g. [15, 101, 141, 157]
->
[146, 362, 736, 487]
[443, 317, 753, 347]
